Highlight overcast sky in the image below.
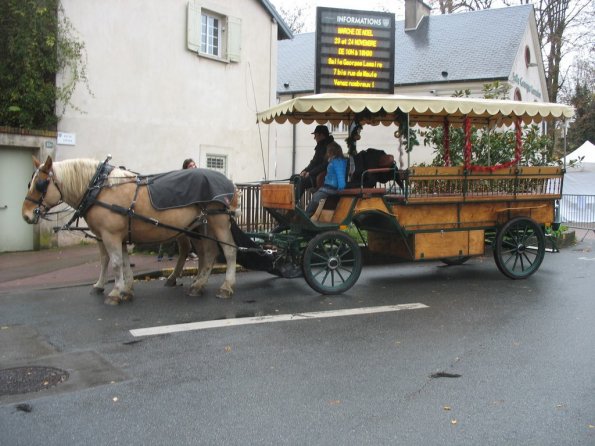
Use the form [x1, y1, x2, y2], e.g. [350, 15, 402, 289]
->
[270, 0, 405, 32]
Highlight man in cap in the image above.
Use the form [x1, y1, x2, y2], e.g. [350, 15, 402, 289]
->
[296, 124, 334, 198]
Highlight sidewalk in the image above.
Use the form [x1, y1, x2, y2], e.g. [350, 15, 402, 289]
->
[0, 243, 197, 294]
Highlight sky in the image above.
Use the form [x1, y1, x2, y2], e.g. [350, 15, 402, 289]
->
[269, 0, 405, 33]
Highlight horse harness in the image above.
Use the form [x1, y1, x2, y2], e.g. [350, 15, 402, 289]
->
[60, 157, 239, 249]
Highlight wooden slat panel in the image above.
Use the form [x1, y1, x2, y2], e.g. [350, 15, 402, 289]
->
[414, 230, 484, 260]
[261, 184, 294, 209]
[331, 197, 355, 224]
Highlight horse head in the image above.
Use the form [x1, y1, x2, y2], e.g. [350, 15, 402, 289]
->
[22, 156, 62, 224]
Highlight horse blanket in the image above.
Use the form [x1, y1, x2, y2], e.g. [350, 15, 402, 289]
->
[147, 168, 235, 210]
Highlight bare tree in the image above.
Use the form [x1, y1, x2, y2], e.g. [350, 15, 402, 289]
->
[428, 0, 594, 103]
[532, 0, 593, 102]
[433, 0, 496, 14]
[277, 4, 307, 34]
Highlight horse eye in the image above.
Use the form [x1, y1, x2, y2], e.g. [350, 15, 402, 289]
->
[35, 179, 49, 193]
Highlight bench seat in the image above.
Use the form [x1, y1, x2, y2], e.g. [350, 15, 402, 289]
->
[339, 187, 386, 196]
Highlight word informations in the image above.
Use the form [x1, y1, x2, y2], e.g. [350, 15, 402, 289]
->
[315, 7, 395, 94]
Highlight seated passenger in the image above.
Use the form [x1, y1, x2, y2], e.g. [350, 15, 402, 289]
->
[306, 141, 347, 216]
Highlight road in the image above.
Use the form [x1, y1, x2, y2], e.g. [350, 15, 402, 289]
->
[1, 243, 594, 445]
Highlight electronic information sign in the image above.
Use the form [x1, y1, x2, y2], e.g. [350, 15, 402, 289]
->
[315, 7, 395, 94]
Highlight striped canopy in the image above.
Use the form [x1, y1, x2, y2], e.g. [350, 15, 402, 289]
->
[257, 93, 574, 128]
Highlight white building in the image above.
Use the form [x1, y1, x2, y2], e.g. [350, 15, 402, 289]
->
[268, 2, 549, 178]
[56, 0, 290, 182]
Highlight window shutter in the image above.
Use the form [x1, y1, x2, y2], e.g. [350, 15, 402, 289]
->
[227, 16, 241, 62]
[187, 0, 201, 52]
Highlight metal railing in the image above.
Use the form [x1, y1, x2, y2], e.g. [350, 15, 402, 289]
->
[234, 182, 313, 233]
[559, 194, 595, 239]
[234, 183, 276, 232]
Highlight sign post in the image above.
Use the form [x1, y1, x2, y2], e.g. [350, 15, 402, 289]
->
[315, 7, 395, 94]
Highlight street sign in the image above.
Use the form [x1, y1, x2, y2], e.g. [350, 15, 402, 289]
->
[315, 7, 395, 94]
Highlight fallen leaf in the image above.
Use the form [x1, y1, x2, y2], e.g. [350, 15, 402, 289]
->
[112, 397, 118, 402]
[329, 400, 341, 405]
[588, 424, 594, 429]
[224, 346, 232, 352]
[443, 406, 451, 411]
[451, 419, 458, 425]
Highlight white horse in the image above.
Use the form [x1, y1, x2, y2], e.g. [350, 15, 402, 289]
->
[22, 156, 239, 305]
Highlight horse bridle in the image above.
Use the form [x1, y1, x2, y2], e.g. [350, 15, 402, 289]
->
[25, 167, 63, 222]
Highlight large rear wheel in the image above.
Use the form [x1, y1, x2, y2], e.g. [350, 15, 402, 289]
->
[493, 217, 545, 279]
[302, 231, 362, 294]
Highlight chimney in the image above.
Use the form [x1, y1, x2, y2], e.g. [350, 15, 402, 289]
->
[405, 0, 431, 31]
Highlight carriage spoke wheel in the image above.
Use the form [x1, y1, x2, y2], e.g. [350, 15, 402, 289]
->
[493, 217, 545, 279]
[302, 231, 362, 295]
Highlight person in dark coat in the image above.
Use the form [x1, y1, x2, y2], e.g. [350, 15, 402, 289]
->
[296, 124, 334, 200]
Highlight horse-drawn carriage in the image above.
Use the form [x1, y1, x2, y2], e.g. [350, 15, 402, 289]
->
[22, 93, 573, 302]
[250, 93, 573, 294]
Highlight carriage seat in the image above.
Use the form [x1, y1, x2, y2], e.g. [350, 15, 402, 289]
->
[338, 187, 386, 197]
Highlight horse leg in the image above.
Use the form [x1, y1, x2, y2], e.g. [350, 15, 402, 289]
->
[165, 236, 189, 287]
[209, 215, 237, 299]
[92, 241, 110, 295]
[102, 236, 127, 305]
[187, 238, 217, 297]
[120, 245, 134, 302]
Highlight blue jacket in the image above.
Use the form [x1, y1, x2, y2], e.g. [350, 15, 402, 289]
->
[324, 157, 347, 191]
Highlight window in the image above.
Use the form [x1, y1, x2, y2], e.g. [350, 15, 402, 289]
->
[331, 122, 348, 135]
[514, 88, 522, 101]
[524, 46, 531, 67]
[187, 1, 241, 62]
[201, 12, 221, 57]
[206, 154, 227, 175]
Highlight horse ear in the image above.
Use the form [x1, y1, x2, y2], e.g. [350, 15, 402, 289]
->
[32, 156, 41, 169]
[43, 156, 53, 170]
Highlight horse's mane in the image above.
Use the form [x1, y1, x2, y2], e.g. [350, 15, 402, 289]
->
[52, 159, 135, 206]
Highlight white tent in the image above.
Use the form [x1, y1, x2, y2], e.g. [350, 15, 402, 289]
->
[562, 140, 595, 164]
[561, 160, 595, 225]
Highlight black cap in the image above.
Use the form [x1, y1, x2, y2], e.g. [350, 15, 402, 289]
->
[311, 124, 329, 135]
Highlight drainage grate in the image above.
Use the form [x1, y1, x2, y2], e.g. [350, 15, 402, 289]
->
[0, 366, 69, 396]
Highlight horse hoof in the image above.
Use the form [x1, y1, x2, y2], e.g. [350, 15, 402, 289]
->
[91, 287, 104, 295]
[164, 278, 177, 287]
[104, 296, 121, 305]
[186, 287, 204, 297]
[216, 289, 233, 299]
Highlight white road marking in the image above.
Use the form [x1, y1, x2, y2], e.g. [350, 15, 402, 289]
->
[130, 303, 429, 337]
[578, 257, 595, 261]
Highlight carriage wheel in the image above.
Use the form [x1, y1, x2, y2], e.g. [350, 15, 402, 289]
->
[440, 256, 471, 266]
[493, 217, 545, 279]
[302, 231, 362, 295]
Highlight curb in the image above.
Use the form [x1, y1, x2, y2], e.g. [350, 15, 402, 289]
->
[133, 264, 244, 281]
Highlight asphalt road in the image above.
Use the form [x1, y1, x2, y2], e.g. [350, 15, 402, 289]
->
[1, 242, 594, 445]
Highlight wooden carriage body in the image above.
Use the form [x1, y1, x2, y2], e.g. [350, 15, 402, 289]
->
[256, 93, 573, 293]
[261, 165, 562, 261]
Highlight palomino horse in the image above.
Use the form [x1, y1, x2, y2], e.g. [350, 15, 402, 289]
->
[22, 156, 238, 305]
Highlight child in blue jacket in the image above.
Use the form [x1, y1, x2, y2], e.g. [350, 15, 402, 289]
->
[306, 141, 347, 216]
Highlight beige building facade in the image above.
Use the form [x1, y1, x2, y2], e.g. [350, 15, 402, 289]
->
[57, 0, 289, 182]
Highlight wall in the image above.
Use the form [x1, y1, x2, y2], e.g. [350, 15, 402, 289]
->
[58, 0, 278, 182]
